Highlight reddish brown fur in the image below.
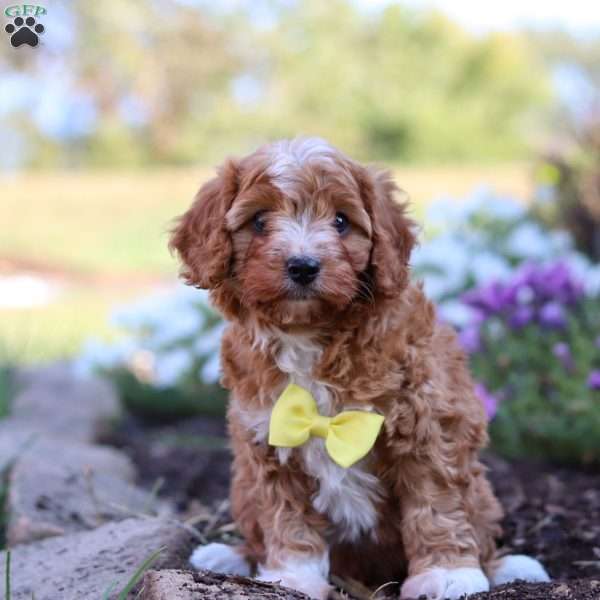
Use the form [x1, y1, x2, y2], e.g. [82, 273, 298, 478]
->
[170, 140, 504, 590]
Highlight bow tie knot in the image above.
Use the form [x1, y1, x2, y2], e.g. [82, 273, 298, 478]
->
[309, 414, 331, 439]
[268, 383, 384, 468]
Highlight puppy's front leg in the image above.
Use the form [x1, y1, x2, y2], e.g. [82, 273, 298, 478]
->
[256, 491, 331, 600]
[398, 467, 489, 600]
[229, 432, 331, 600]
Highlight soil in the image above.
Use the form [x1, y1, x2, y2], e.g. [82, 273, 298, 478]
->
[104, 415, 600, 599]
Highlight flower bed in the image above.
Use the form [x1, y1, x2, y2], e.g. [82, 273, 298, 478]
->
[77, 287, 226, 421]
[462, 262, 600, 463]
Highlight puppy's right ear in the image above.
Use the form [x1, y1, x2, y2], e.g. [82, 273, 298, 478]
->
[169, 159, 239, 289]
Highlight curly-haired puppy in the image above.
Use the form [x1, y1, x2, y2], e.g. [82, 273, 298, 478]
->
[170, 138, 549, 599]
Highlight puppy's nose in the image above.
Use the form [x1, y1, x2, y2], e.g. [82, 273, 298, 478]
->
[286, 256, 321, 285]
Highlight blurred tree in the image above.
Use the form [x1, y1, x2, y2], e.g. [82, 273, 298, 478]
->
[62, 0, 243, 165]
[226, 0, 550, 161]
[528, 29, 600, 96]
[527, 30, 600, 260]
[0, 0, 551, 167]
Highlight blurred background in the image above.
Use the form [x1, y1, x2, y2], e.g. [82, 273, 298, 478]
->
[2, 0, 600, 463]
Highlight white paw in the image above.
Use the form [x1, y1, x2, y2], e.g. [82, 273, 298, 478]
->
[401, 567, 489, 600]
[489, 554, 550, 586]
[257, 555, 331, 600]
[189, 542, 251, 576]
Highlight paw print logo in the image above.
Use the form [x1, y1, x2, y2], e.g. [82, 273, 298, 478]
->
[5, 16, 44, 47]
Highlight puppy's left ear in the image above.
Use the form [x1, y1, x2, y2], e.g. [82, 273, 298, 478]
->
[352, 164, 416, 298]
[169, 159, 239, 289]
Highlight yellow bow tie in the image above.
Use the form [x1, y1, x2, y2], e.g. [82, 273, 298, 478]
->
[268, 383, 384, 468]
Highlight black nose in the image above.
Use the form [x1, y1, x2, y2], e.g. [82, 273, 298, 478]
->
[286, 256, 321, 285]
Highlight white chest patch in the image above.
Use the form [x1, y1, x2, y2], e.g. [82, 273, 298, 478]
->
[238, 330, 383, 542]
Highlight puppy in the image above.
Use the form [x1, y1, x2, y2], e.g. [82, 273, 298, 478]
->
[170, 138, 549, 599]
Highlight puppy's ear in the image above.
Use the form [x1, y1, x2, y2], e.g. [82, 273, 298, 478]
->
[169, 159, 239, 289]
[352, 164, 416, 298]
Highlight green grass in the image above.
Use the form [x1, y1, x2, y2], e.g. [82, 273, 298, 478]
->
[0, 169, 210, 276]
[101, 546, 164, 600]
[0, 368, 11, 420]
[0, 164, 533, 362]
[0, 444, 9, 550]
[0, 164, 531, 277]
[0, 289, 129, 363]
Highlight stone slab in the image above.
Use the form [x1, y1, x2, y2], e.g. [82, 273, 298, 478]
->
[11, 363, 119, 444]
[0, 518, 195, 600]
[142, 569, 312, 600]
[1, 432, 169, 545]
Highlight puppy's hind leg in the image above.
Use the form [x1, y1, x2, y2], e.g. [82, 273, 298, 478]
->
[189, 542, 252, 576]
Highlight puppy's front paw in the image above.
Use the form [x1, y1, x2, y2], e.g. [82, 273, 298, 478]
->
[489, 554, 550, 586]
[258, 560, 331, 600]
[189, 542, 251, 576]
[400, 567, 489, 600]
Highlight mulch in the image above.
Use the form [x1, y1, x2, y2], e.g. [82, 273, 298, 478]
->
[104, 415, 600, 599]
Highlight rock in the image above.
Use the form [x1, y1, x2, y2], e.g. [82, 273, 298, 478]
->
[142, 570, 201, 600]
[142, 569, 313, 600]
[10, 363, 119, 443]
[469, 579, 600, 600]
[0, 426, 134, 479]
[0, 423, 44, 471]
[0, 518, 195, 600]
[2, 432, 168, 545]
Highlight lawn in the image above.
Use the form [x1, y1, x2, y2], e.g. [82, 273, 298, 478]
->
[0, 163, 532, 362]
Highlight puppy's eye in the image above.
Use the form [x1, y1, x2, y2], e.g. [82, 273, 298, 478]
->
[252, 211, 267, 233]
[333, 212, 349, 234]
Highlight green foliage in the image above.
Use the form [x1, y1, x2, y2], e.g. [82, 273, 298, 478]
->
[209, 1, 550, 162]
[0, 367, 12, 420]
[2, 0, 550, 166]
[111, 546, 165, 600]
[419, 193, 600, 465]
[78, 287, 228, 421]
[466, 278, 600, 465]
[528, 28, 600, 95]
[1, 445, 13, 550]
[113, 369, 227, 422]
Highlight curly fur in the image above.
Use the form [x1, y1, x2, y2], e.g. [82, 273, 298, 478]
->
[170, 137, 546, 599]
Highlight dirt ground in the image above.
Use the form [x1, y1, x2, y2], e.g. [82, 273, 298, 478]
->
[105, 415, 600, 599]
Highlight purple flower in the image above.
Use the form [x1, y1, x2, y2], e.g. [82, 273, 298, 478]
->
[587, 370, 600, 390]
[537, 262, 584, 305]
[539, 301, 566, 329]
[595, 336, 600, 350]
[552, 342, 574, 371]
[509, 305, 534, 329]
[459, 326, 482, 354]
[510, 262, 584, 306]
[462, 281, 514, 317]
[460, 261, 586, 332]
[475, 382, 499, 420]
[515, 284, 535, 305]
